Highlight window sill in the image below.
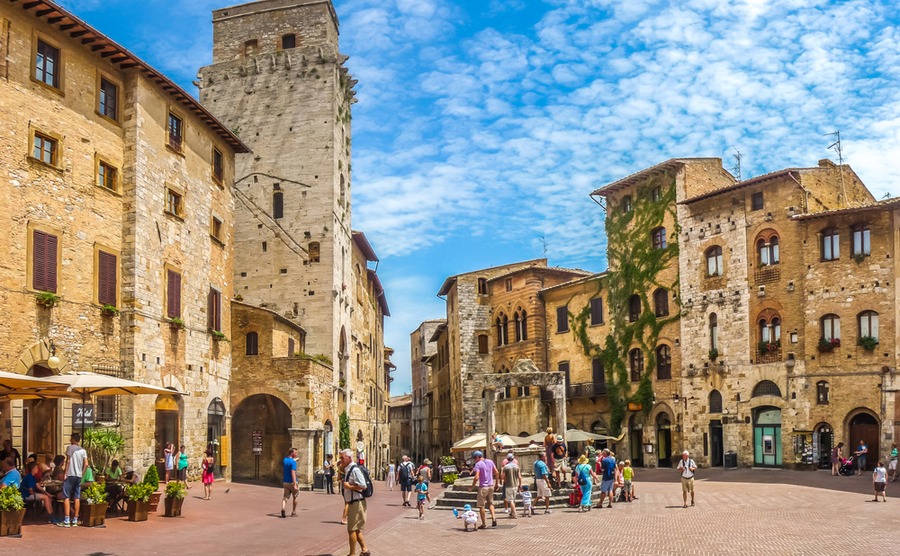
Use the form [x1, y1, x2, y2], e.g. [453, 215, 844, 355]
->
[166, 143, 185, 157]
[95, 110, 121, 127]
[96, 184, 123, 197]
[556, 329, 570, 334]
[27, 155, 63, 173]
[211, 235, 225, 247]
[212, 175, 224, 188]
[164, 210, 184, 222]
[30, 76, 64, 97]
[589, 322, 604, 327]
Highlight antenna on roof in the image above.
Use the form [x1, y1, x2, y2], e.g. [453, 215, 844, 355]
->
[731, 147, 742, 181]
[826, 130, 847, 207]
[539, 235, 548, 258]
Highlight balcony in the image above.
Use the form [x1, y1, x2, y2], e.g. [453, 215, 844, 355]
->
[541, 382, 606, 401]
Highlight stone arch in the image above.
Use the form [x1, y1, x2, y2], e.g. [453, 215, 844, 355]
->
[232, 393, 293, 483]
[13, 339, 71, 375]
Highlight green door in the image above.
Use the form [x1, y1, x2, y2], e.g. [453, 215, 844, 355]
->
[753, 407, 782, 467]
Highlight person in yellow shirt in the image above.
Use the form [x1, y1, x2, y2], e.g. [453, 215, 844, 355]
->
[623, 459, 635, 502]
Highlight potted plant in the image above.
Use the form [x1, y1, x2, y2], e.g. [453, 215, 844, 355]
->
[169, 317, 185, 330]
[163, 481, 186, 517]
[100, 304, 119, 317]
[79, 482, 109, 527]
[142, 464, 162, 512]
[859, 336, 878, 351]
[83, 427, 126, 478]
[818, 337, 840, 352]
[0, 486, 24, 537]
[211, 329, 228, 342]
[125, 483, 154, 522]
[35, 291, 60, 308]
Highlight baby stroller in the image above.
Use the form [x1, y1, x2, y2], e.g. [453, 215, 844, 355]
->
[838, 456, 856, 476]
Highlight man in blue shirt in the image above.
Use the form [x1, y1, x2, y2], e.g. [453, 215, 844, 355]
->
[0, 457, 21, 488]
[533, 452, 552, 514]
[281, 447, 298, 518]
[596, 449, 616, 509]
[855, 440, 868, 476]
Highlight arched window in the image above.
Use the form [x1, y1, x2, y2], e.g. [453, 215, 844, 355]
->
[709, 390, 723, 413]
[245, 332, 258, 356]
[628, 294, 641, 323]
[496, 314, 509, 347]
[821, 314, 840, 341]
[651, 227, 667, 250]
[308, 242, 320, 263]
[821, 227, 840, 261]
[752, 380, 782, 398]
[273, 191, 284, 219]
[756, 232, 780, 266]
[653, 289, 669, 317]
[622, 195, 632, 213]
[706, 245, 723, 276]
[852, 224, 871, 257]
[816, 381, 830, 404]
[629, 349, 643, 382]
[709, 313, 718, 351]
[858, 311, 879, 341]
[514, 309, 528, 342]
[656, 345, 671, 380]
[758, 315, 781, 345]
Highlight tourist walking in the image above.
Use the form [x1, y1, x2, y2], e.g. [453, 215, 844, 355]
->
[873, 460, 887, 502]
[551, 434, 568, 485]
[831, 442, 844, 476]
[58, 432, 88, 528]
[467, 450, 498, 528]
[543, 428, 556, 484]
[281, 447, 299, 517]
[324, 454, 335, 494]
[623, 459, 634, 502]
[595, 449, 615, 509]
[386, 460, 396, 491]
[415, 475, 428, 520]
[499, 453, 521, 518]
[177, 444, 190, 487]
[855, 440, 868, 476]
[888, 444, 898, 482]
[340, 448, 371, 556]
[201, 448, 215, 500]
[574, 455, 595, 512]
[677, 450, 697, 508]
[418, 458, 433, 505]
[398, 455, 415, 506]
[164, 442, 175, 483]
[533, 452, 552, 514]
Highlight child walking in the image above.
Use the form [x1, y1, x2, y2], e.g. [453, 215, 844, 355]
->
[520, 484, 533, 516]
[623, 459, 634, 502]
[415, 476, 429, 519]
[873, 461, 887, 502]
[461, 503, 478, 531]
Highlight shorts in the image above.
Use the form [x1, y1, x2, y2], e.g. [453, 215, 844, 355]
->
[401, 481, 412, 492]
[347, 499, 367, 532]
[24, 492, 47, 503]
[875, 482, 886, 493]
[554, 461, 567, 473]
[600, 479, 614, 494]
[177, 468, 187, 481]
[681, 477, 695, 493]
[62, 476, 82, 500]
[857, 457, 867, 469]
[283, 482, 299, 499]
[504, 487, 517, 502]
[623, 479, 632, 491]
[889, 460, 897, 471]
[535, 478, 552, 498]
[476, 486, 494, 509]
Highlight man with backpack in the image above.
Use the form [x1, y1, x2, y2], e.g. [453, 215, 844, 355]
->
[340, 448, 371, 556]
[595, 449, 616, 509]
[398, 455, 415, 507]
[551, 435, 568, 485]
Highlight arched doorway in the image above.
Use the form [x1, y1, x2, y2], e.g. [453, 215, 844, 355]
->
[23, 364, 59, 459]
[814, 423, 833, 469]
[656, 413, 672, 467]
[753, 406, 782, 467]
[232, 394, 292, 483]
[629, 414, 643, 467]
[207, 398, 226, 478]
[848, 411, 879, 471]
[155, 394, 181, 479]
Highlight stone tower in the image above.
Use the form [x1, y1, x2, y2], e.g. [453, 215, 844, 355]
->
[199, 0, 356, 382]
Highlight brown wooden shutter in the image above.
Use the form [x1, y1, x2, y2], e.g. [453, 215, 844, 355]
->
[167, 270, 181, 318]
[215, 289, 222, 331]
[208, 288, 221, 331]
[98, 251, 117, 306]
[33, 230, 58, 293]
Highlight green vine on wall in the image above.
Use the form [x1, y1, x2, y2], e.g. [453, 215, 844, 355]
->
[570, 174, 681, 435]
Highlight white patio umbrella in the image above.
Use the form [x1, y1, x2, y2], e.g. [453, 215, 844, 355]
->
[450, 433, 521, 453]
[0, 371, 80, 399]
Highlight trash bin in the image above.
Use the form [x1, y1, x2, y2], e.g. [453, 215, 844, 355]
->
[724, 451, 737, 468]
[313, 473, 325, 490]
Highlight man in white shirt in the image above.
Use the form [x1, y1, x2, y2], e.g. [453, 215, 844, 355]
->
[58, 432, 89, 527]
[676, 450, 697, 508]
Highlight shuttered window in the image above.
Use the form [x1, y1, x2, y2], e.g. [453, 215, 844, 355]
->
[166, 270, 181, 318]
[33, 230, 58, 292]
[97, 250, 117, 306]
[556, 306, 569, 333]
[208, 287, 222, 332]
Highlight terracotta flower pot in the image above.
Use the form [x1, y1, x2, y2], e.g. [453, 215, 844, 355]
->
[0, 509, 26, 537]
[163, 496, 184, 517]
[126, 500, 150, 522]
[148, 491, 162, 512]
[79, 502, 108, 528]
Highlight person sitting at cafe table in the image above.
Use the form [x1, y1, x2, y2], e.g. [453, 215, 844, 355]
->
[0, 457, 22, 488]
[80, 464, 95, 489]
[106, 460, 123, 481]
[21, 461, 54, 518]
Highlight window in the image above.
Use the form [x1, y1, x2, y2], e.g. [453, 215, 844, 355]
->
[759, 316, 781, 344]
[245, 332, 259, 356]
[210, 216, 223, 243]
[282, 34, 296, 49]
[165, 189, 182, 217]
[858, 311, 879, 341]
[477, 278, 488, 295]
[273, 191, 283, 219]
[477, 334, 488, 354]
[96, 395, 118, 424]
[288, 337, 295, 356]
[212, 148, 224, 183]
[656, 345, 671, 380]
[653, 288, 669, 317]
[821, 228, 839, 261]
[35, 39, 60, 88]
[167, 112, 183, 151]
[32, 133, 57, 166]
[97, 250, 117, 307]
[558, 361, 570, 388]
[98, 77, 118, 120]
[816, 381, 830, 404]
[308, 242, 320, 263]
[622, 195, 632, 213]
[752, 380, 781, 398]
[651, 227, 667, 249]
[709, 313, 718, 351]
[208, 287, 222, 332]
[496, 314, 509, 346]
[751, 191, 764, 211]
[650, 186, 661, 202]
[590, 297, 603, 325]
[556, 306, 569, 333]
[706, 245, 723, 277]
[98, 161, 117, 191]
[243, 39, 258, 57]
[505, 278, 513, 292]
[709, 390, 723, 413]
[166, 269, 181, 318]
[514, 310, 528, 342]
[852, 225, 871, 257]
[757, 234, 779, 265]
[32, 230, 58, 293]
[591, 358, 605, 388]
[629, 349, 643, 382]
[628, 294, 641, 323]
[821, 314, 840, 341]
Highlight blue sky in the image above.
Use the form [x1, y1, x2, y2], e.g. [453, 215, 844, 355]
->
[61, 0, 899, 395]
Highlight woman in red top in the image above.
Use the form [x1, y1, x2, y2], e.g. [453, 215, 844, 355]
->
[201, 449, 215, 500]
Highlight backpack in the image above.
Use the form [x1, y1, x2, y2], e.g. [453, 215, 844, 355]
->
[554, 443, 566, 458]
[398, 462, 412, 483]
[349, 463, 374, 499]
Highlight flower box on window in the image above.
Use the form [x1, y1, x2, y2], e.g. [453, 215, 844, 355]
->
[818, 337, 840, 352]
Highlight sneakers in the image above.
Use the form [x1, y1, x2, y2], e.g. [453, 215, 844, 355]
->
[57, 520, 70, 528]
[281, 509, 286, 518]
[71, 520, 79, 527]
[491, 520, 497, 527]
[544, 510, 551, 514]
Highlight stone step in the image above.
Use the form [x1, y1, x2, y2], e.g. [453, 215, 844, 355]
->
[431, 487, 603, 510]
